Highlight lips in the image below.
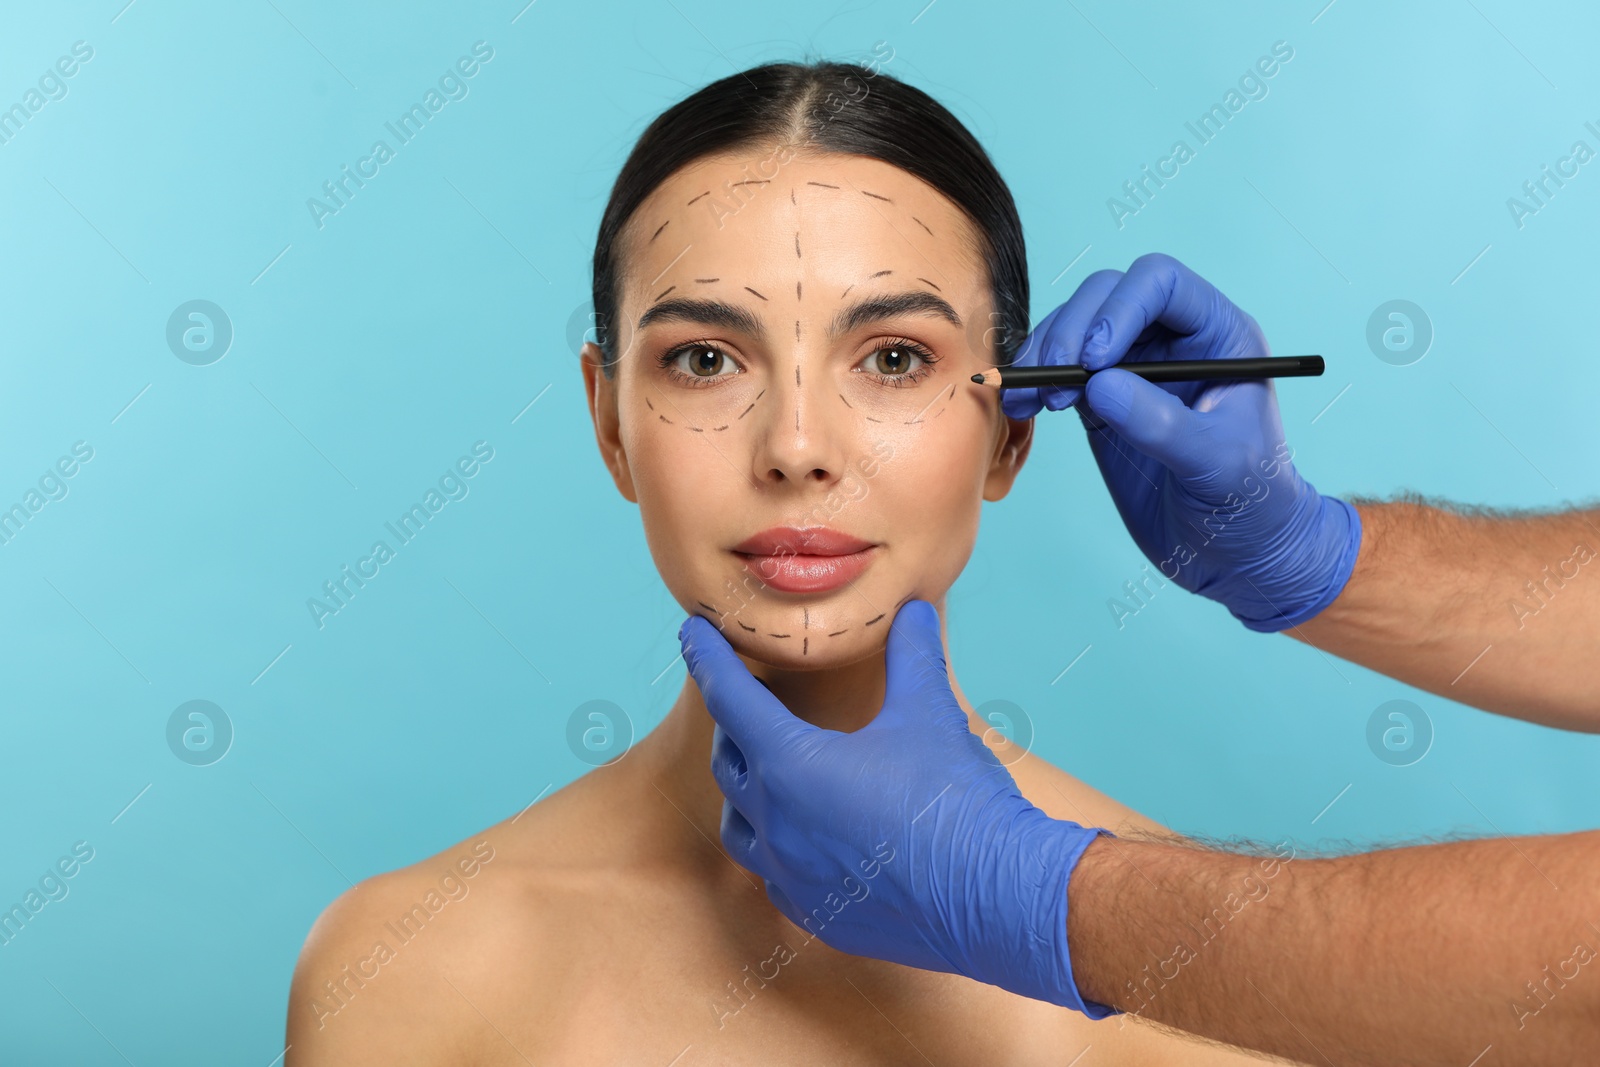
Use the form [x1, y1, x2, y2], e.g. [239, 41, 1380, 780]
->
[731, 526, 879, 594]
[732, 526, 875, 557]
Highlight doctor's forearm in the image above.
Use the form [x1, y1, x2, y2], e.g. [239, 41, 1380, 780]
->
[1066, 831, 1600, 1066]
[1290, 498, 1600, 731]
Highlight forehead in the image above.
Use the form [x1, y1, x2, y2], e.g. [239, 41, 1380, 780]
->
[617, 149, 988, 311]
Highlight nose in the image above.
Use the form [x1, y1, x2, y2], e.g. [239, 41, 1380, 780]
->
[749, 359, 856, 489]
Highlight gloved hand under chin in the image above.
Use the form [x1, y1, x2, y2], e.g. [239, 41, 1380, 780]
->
[1001, 253, 1362, 632]
[678, 599, 1116, 1017]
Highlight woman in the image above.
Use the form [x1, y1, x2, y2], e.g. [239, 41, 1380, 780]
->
[286, 59, 1292, 1065]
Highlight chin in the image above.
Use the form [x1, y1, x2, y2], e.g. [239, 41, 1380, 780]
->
[679, 579, 910, 666]
[725, 629, 885, 672]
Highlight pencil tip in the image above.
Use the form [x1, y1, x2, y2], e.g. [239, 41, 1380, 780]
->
[970, 373, 985, 384]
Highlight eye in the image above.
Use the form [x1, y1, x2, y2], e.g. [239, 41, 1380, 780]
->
[855, 338, 940, 386]
[657, 341, 742, 386]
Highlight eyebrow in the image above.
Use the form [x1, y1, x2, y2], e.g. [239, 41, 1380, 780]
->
[635, 289, 962, 338]
[636, 297, 765, 337]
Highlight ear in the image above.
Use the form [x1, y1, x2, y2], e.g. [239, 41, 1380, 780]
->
[981, 412, 1032, 502]
[581, 341, 639, 503]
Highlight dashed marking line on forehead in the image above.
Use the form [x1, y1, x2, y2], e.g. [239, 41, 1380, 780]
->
[649, 244, 693, 288]
[917, 277, 941, 291]
[745, 286, 768, 301]
[732, 179, 769, 187]
[870, 270, 892, 279]
[650, 220, 669, 243]
[836, 175, 951, 291]
[911, 216, 934, 237]
[840, 284, 855, 300]
[796, 281, 803, 301]
[806, 181, 840, 190]
[687, 190, 712, 206]
[795, 232, 801, 259]
[654, 285, 676, 301]
[694, 278, 720, 284]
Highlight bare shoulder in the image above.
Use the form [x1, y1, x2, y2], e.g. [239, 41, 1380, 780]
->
[998, 737, 1168, 838]
[285, 775, 628, 1066]
[284, 818, 541, 1065]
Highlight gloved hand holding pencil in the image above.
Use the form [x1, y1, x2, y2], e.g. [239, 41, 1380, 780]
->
[996, 253, 1363, 633]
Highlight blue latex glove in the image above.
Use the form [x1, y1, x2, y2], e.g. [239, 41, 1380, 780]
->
[1001, 253, 1362, 632]
[678, 598, 1116, 1017]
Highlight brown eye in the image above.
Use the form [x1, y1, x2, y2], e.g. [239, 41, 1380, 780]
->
[684, 345, 725, 376]
[868, 345, 917, 375]
[658, 341, 741, 384]
[854, 339, 940, 386]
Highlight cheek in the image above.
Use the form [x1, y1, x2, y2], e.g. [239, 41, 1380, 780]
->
[623, 399, 808, 624]
[624, 415, 731, 576]
[881, 447, 984, 535]
[867, 409, 992, 571]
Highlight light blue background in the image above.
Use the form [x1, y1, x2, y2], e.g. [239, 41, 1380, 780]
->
[3, 0, 1596, 1061]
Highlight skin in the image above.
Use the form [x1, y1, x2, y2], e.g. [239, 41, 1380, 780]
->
[284, 147, 1293, 1065]
[1062, 498, 1600, 1065]
[1070, 828, 1600, 1066]
[1291, 498, 1600, 731]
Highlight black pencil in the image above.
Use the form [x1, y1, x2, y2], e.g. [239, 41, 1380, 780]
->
[970, 354, 1324, 389]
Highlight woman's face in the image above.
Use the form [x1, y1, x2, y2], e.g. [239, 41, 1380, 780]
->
[582, 147, 1032, 669]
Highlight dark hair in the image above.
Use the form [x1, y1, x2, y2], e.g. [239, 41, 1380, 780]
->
[589, 59, 1028, 375]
